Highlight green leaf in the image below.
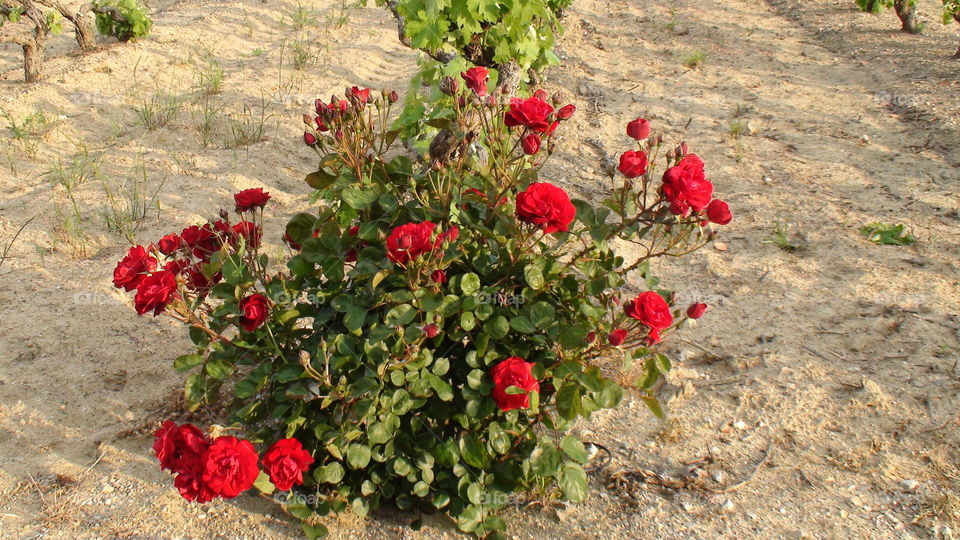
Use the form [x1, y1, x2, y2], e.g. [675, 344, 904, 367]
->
[524, 263, 545, 289]
[530, 445, 562, 476]
[484, 315, 509, 339]
[640, 394, 666, 419]
[385, 304, 417, 326]
[253, 471, 275, 494]
[560, 435, 589, 463]
[342, 185, 381, 209]
[555, 383, 581, 420]
[559, 462, 588, 502]
[173, 354, 203, 373]
[459, 433, 489, 468]
[305, 169, 337, 190]
[529, 301, 556, 327]
[509, 316, 535, 334]
[301, 523, 329, 540]
[346, 444, 372, 469]
[313, 462, 345, 484]
[204, 358, 232, 380]
[460, 273, 481, 295]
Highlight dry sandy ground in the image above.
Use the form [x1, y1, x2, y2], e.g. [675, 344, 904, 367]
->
[1, 0, 959, 538]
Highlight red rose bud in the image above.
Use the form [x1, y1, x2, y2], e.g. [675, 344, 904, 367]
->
[350, 86, 370, 103]
[608, 328, 628, 346]
[424, 324, 439, 338]
[522, 133, 541, 155]
[645, 328, 662, 346]
[533, 89, 548, 101]
[557, 104, 576, 120]
[431, 269, 447, 284]
[680, 142, 689, 156]
[586, 331, 596, 344]
[315, 116, 328, 132]
[301, 113, 312, 125]
[626, 118, 651, 140]
[314, 99, 325, 115]
[687, 303, 708, 319]
[618, 150, 648, 178]
[440, 76, 460, 96]
[238, 294, 270, 332]
[334, 130, 344, 142]
[303, 131, 317, 146]
[461, 66, 489, 97]
[389, 90, 399, 103]
[261, 438, 314, 492]
[706, 199, 732, 225]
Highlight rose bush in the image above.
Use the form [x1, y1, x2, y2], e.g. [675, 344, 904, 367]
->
[114, 70, 731, 538]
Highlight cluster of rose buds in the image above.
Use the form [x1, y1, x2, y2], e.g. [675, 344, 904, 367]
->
[111, 188, 269, 321]
[302, 86, 398, 148]
[153, 421, 313, 502]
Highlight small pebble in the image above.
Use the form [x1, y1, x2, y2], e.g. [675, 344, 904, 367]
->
[900, 479, 919, 492]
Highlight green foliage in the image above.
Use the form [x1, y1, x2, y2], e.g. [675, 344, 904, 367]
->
[859, 222, 916, 245]
[944, 0, 960, 23]
[93, 0, 152, 41]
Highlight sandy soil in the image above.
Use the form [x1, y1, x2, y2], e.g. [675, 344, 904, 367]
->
[1, 0, 958, 538]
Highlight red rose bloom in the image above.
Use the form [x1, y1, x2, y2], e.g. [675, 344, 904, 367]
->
[491, 357, 540, 412]
[201, 436, 260, 499]
[113, 245, 157, 291]
[706, 199, 732, 225]
[662, 154, 713, 215]
[186, 263, 221, 292]
[626, 118, 651, 140]
[174, 464, 217, 503]
[557, 104, 576, 120]
[232, 221, 262, 249]
[515, 182, 576, 234]
[153, 421, 210, 474]
[608, 328, 628, 346]
[385, 222, 437, 264]
[350, 86, 370, 103]
[504, 96, 555, 133]
[618, 150, 648, 178]
[431, 269, 447, 284]
[234, 188, 271, 212]
[461, 66, 489, 96]
[687, 303, 708, 319]
[261, 438, 314, 491]
[134, 270, 178, 316]
[522, 133, 541, 155]
[238, 294, 270, 332]
[157, 234, 181, 255]
[625, 291, 673, 331]
[164, 259, 190, 274]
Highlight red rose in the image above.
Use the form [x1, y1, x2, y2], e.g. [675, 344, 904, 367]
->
[515, 182, 576, 234]
[179, 224, 221, 259]
[186, 263, 221, 292]
[350, 86, 370, 103]
[303, 131, 317, 146]
[625, 291, 673, 331]
[706, 199, 732, 225]
[232, 221, 262, 249]
[662, 154, 713, 215]
[522, 133, 541, 155]
[238, 294, 270, 332]
[261, 438, 314, 491]
[490, 357, 540, 411]
[153, 421, 210, 474]
[174, 464, 217, 503]
[687, 303, 708, 319]
[134, 270, 178, 316]
[618, 150, 648, 178]
[164, 259, 190, 274]
[424, 324, 439, 338]
[461, 66, 489, 96]
[436, 225, 459, 247]
[645, 328, 662, 346]
[386, 222, 437, 264]
[157, 234, 181, 255]
[608, 328, 628, 346]
[201, 436, 260, 499]
[533, 89, 549, 101]
[113, 245, 157, 291]
[431, 269, 447, 284]
[234, 188, 271, 212]
[626, 118, 651, 140]
[586, 331, 596, 344]
[504, 96, 555, 133]
[557, 104, 576, 120]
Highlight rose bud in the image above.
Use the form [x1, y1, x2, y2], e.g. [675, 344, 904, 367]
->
[687, 303, 708, 319]
[522, 133, 541, 155]
[626, 118, 651, 140]
[557, 104, 576, 120]
[334, 130, 344, 142]
[303, 131, 317, 146]
[389, 90, 399, 103]
[608, 328, 628, 346]
[440, 76, 459, 96]
[431, 269, 447, 284]
[706, 199, 732, 225]
[424, 324, 439, 338]
[533, 89, 548, 101]
[586, 331, 596, 344]
[302, 113, 312, 125]
[315, 116, 328, 132]
[680, 142, 689, 155]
